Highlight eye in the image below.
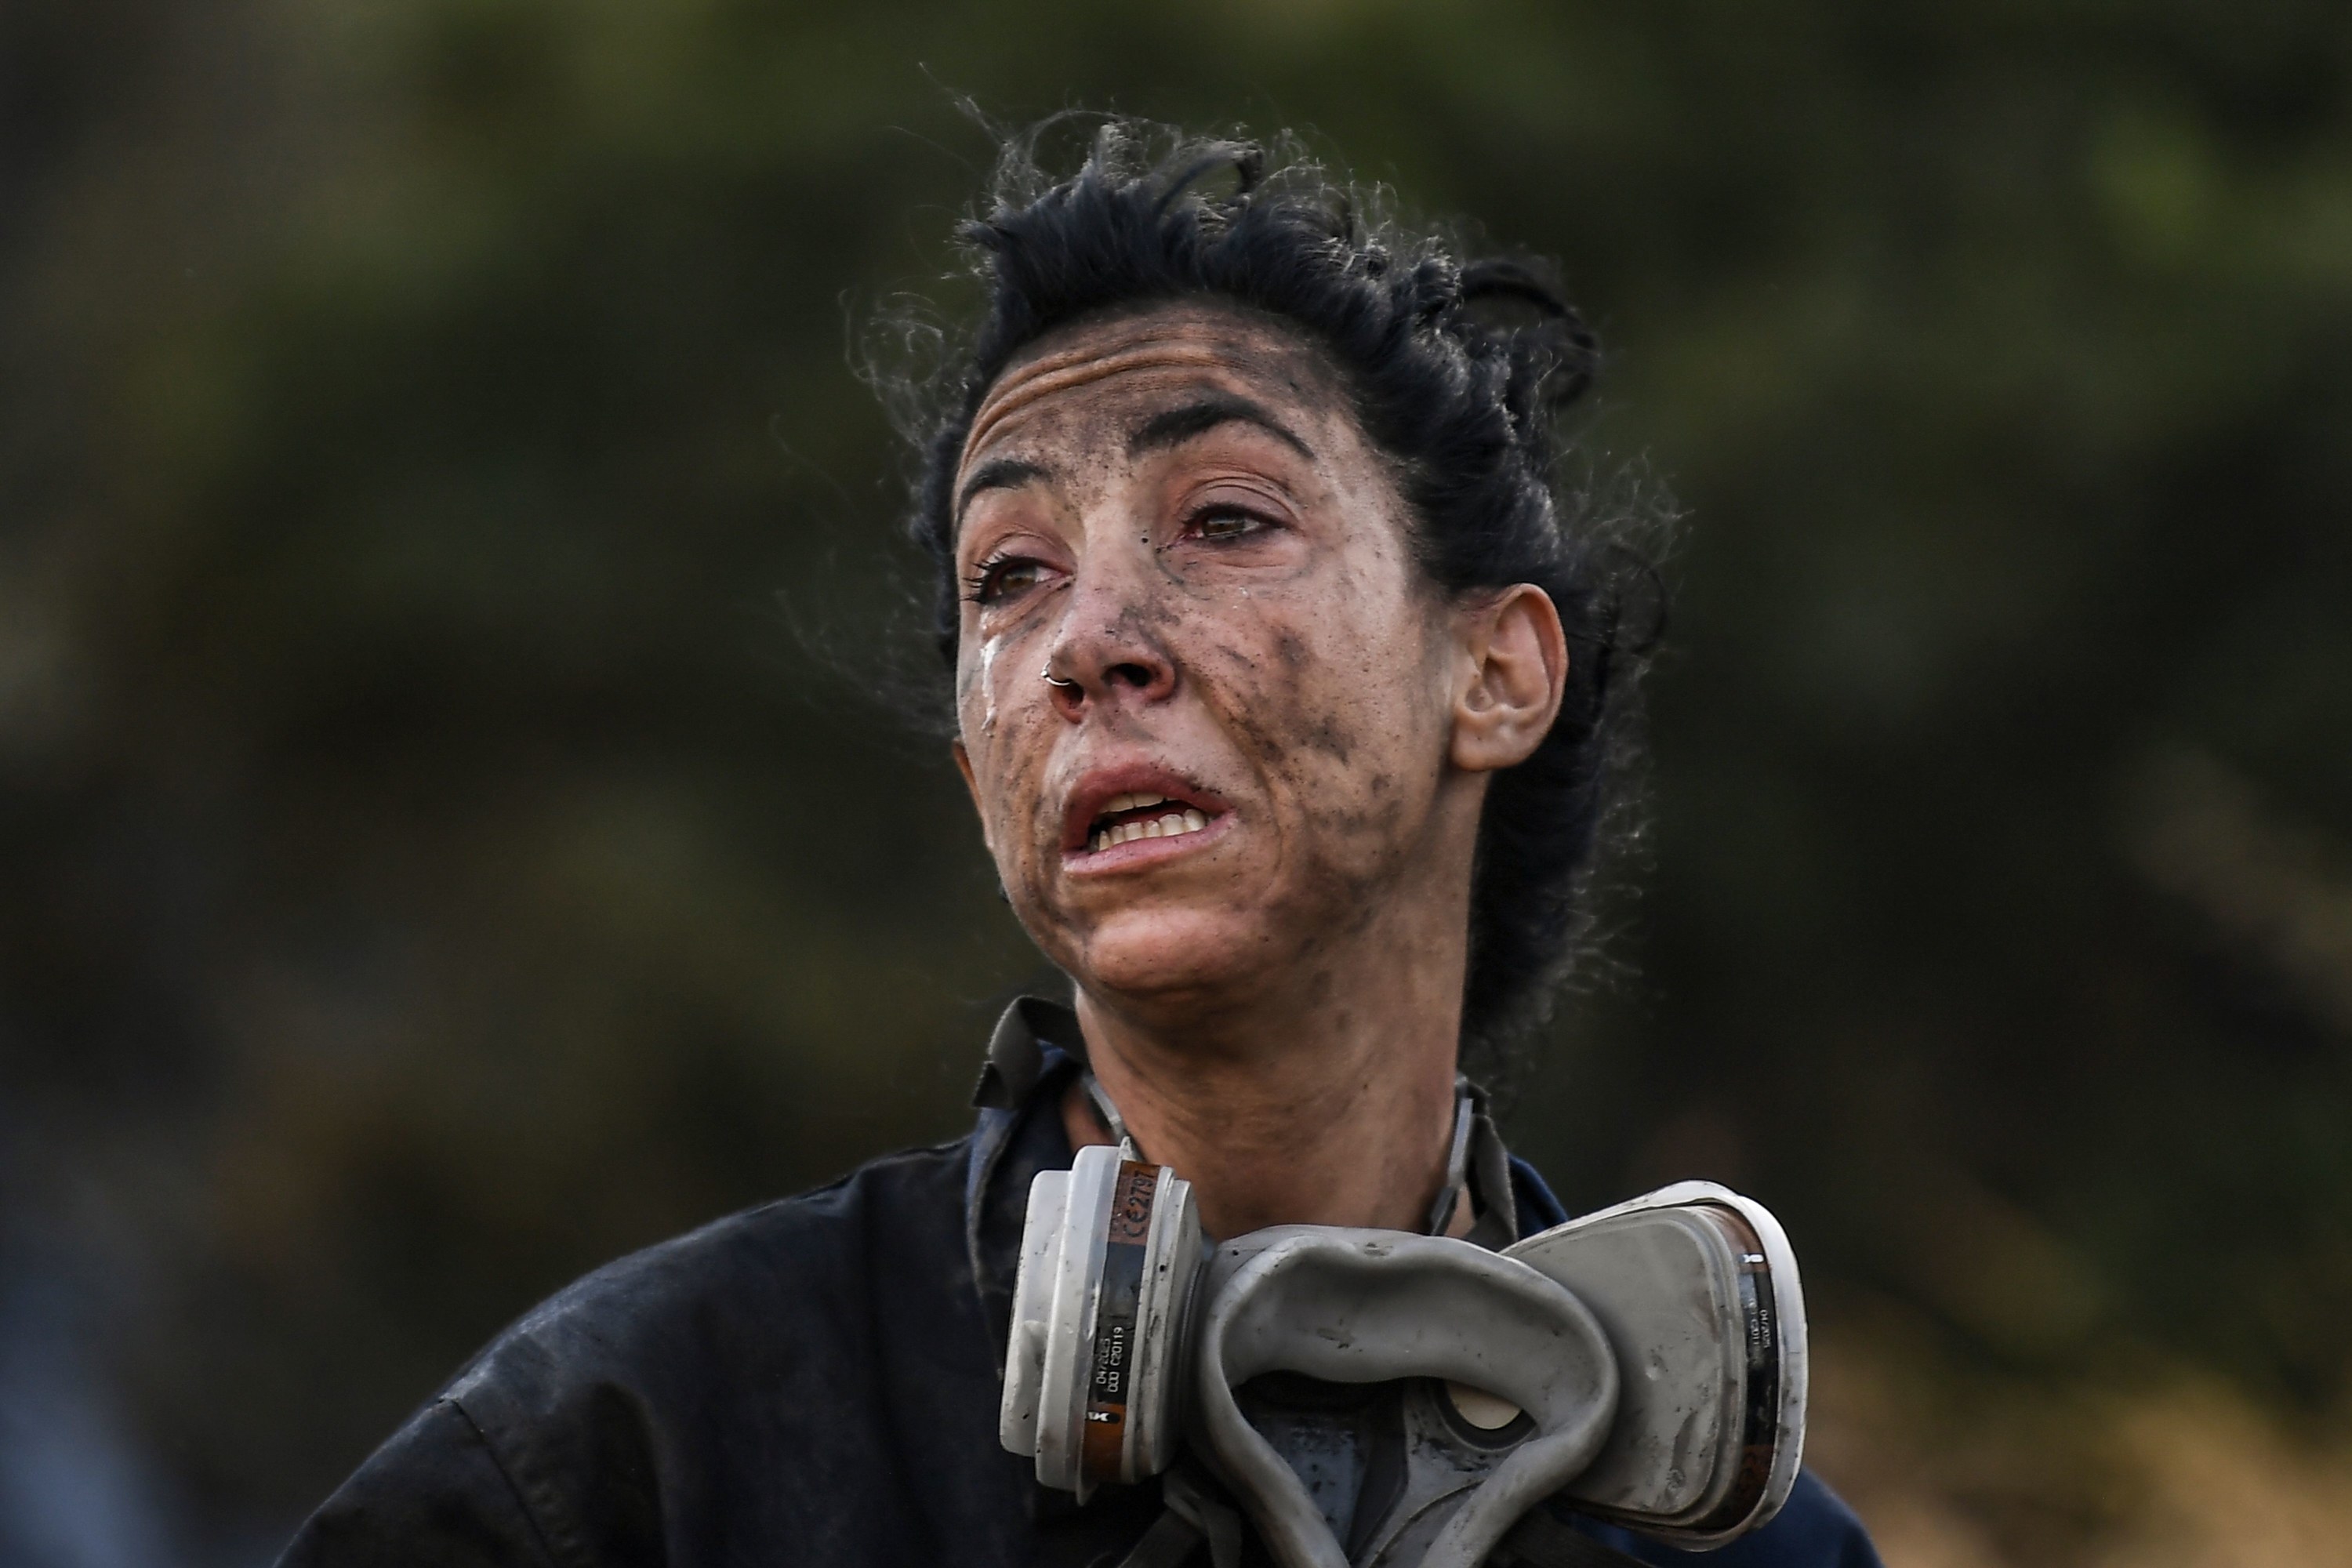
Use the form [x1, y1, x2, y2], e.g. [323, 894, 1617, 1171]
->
[965, 555, 1053, 605]
[1186, 504, 1272, 543]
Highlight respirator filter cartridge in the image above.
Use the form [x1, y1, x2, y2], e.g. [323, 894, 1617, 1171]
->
[1000, 1144, 1203, 1498]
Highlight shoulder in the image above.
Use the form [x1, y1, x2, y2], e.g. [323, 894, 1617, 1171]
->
[281, 1137, 987, 1568]
[453, 1134, 975, 1414]
[1696, 1472, 1880, 1567]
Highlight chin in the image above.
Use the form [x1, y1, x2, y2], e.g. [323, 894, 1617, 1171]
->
[1064, 903, 1282, 1015]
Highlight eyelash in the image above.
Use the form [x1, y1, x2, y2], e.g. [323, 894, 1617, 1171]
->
[963, 557, 1048, 605]
[1185, 502, 1275, 540]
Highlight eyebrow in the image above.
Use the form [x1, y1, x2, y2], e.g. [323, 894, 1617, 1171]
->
[1126, 396, 1316, 462]
[955, 456, 1050, 524]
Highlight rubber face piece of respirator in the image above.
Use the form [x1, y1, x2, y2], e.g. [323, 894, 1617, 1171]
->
[1000, 1149, 1806, 1563]
[1192, 1227, 1620, 1568]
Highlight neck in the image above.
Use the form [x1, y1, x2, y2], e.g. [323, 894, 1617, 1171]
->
[1063, 862, 1472, 1239]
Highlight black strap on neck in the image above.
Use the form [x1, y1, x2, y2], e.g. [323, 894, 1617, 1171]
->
[1421, 1083, 1478, 1236]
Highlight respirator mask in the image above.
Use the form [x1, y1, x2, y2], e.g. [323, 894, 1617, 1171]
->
[997, 1091, 1806, 1568]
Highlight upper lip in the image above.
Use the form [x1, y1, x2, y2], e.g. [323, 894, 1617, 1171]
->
[1061, 764, 1228, 852]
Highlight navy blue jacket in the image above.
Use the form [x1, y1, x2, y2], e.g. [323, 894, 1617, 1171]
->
[279, 1025, 1879, 1567]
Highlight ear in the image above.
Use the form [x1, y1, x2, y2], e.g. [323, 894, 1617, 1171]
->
[951, 739, 993, 851]
[1450, 584, 1569, 774]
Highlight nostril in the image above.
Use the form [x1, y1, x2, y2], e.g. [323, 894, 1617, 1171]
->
[1105, 661, 1156, 689]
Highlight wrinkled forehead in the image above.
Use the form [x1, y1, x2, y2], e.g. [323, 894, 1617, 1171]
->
[956, 303, 1351, 483]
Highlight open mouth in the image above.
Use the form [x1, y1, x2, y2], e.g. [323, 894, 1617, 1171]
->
[1084, 793, 1214, 854]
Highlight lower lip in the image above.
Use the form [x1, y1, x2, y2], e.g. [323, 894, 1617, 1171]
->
[1064, 811, 1232, 874]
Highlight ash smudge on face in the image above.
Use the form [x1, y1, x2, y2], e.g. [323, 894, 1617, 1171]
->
[1273, 627, 1309, 673]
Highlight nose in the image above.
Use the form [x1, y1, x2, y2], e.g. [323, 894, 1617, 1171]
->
[1039, 554, 1178, 721]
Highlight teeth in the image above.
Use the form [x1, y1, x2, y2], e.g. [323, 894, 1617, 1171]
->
[1085, 804, 1216, 852]
[1102, 792, 1171, 815]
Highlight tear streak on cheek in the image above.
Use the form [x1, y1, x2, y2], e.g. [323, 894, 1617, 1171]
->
[975, 633, 1004, 735]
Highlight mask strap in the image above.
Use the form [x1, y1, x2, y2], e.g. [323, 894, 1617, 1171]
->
[1421, 1080, 1476, 1236]
[1082, 1070, 1143, 1162]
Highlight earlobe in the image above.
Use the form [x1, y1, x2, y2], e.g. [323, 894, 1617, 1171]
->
[1450, 586, 1569, 774]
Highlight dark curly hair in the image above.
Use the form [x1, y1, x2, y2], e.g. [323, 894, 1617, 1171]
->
[885, 118, 1664, 1056]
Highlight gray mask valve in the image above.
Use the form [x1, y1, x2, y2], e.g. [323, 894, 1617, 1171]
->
[1001, 1145, 1807, 1566]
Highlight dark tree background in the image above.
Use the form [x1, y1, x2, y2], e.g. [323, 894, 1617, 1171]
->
[4, 3, 2349, 1563]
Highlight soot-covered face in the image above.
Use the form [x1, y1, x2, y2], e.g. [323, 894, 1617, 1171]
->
[949, 303, 1494, 1022]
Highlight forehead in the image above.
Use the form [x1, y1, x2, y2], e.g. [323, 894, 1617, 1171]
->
[957, 303, 1349, 473]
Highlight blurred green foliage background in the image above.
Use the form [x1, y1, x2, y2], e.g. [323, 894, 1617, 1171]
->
[4, 2, 2351, 1563]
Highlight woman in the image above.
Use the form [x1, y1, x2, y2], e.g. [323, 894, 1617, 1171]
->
[281, 123, 1879, 1567]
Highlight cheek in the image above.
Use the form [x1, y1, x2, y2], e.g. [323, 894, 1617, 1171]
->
[956, 642, 1065, 863]
[959, 632, 1009, 738]
[956, 641, 1018, 819]
[1205, 612, 1394, 774]
[1210, 590, 1447, 837]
